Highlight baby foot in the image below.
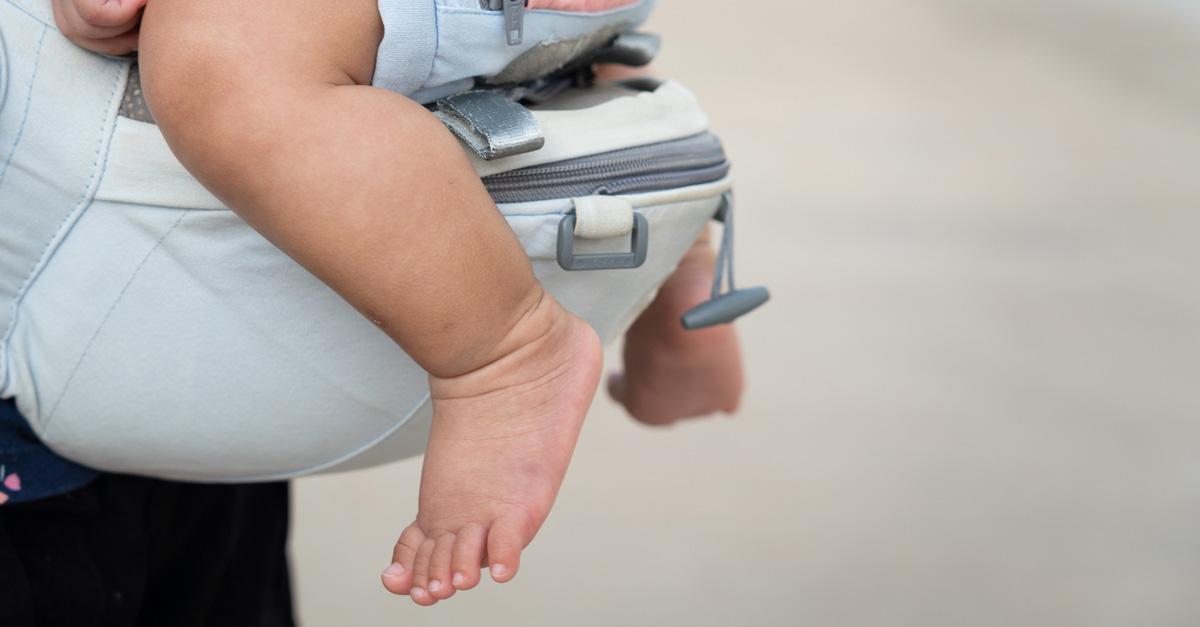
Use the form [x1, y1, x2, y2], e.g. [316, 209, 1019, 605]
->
[381, 291, 602, 605]
[609, 233, 745, 426]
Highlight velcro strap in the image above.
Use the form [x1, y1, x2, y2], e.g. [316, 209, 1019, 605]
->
[434, 91, 545, 160]
[572, 195, 634, 240]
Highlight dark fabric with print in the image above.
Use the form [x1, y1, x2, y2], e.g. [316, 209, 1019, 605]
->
[0, 474, 294, 626]
[0, 397, 99, 504]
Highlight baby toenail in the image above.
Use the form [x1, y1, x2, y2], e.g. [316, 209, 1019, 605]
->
[412, 587, 426, 598]
[452, 572, 465, 587]
[383, 563, 405, 578]
[429, 580, 442, 593]
[491, 564, 508, 580]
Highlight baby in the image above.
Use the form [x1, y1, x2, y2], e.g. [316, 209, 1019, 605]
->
[54, 0, 745, 607]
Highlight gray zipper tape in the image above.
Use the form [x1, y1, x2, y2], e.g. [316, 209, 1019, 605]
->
[483, 132, 729, 203]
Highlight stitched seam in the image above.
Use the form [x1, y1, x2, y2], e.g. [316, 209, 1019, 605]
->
[0, 22, 9, 114]
[41, 211, 189, 433]
[422, 0, 439, 91]
[1, 54, 126, 397]
[0, 24, 45, 395]
[0, 25, 44, 188]
[236, 391, 433, 483]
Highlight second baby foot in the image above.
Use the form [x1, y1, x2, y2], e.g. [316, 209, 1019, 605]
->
[609, 231, 745, 426]
[381, 291, 602, 606]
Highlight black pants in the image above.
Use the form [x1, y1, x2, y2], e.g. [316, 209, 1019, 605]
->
[0, 475, 294, 626]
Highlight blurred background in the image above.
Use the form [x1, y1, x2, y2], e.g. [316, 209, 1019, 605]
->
[293, 1, 1200, 625]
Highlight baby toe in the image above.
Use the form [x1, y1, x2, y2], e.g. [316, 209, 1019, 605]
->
[410, 537, 438, 606]
[486, 514, 530, 584]
[451, 523, 487, 590]
[428, 533, 457, 600]
[382, 524, 424, 595]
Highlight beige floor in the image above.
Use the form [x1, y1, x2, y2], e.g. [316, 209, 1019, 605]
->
[292, 1, 1200, 625]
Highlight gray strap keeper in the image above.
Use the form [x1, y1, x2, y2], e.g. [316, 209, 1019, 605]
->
[434, 90, 545, 161]
[557, 211, 649, 272]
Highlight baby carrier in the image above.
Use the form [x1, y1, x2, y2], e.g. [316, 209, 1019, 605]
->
[0, 0, 767, 481]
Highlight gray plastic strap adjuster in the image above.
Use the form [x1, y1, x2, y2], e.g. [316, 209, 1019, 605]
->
[557, 212, 649, 271]
[434, 90, 545, 161]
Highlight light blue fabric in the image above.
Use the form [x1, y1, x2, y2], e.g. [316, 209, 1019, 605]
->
[0, 4, 437, 477]
[0, 0, 726, 482]
[373, 0, 438, 98]
[374, 0, 655, 103]
[0, 0, 115, 496]
[0, 0, 128, 411]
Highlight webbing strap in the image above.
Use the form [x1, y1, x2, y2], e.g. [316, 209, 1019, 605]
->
[712, 193, 736, 299]
[433, 90, 544, 161]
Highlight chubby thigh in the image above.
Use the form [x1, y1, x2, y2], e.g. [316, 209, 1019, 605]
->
[141, 0, 382, 91]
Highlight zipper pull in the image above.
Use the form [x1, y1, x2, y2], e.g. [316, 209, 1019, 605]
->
[503, 0, 526, 46]
[682, 193, 771, 330]
[483, 0, 526, 46]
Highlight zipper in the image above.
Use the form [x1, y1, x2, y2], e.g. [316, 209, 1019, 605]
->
[483, 0, 527, 45]
[482, 132, 730, 203]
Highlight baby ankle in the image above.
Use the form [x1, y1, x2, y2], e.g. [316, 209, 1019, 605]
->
[426, 283, 562, 380]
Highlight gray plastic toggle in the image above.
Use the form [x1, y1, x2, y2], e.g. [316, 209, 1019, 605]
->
[681, 192, 771, 329]
[682, 287, 771, 330]
[434, 90, 545, 160]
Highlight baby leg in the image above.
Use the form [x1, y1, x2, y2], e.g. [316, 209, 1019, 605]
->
[386, 292, 601, 604]
[139, 0, 600, 605]
[609, 228, 745, 425]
